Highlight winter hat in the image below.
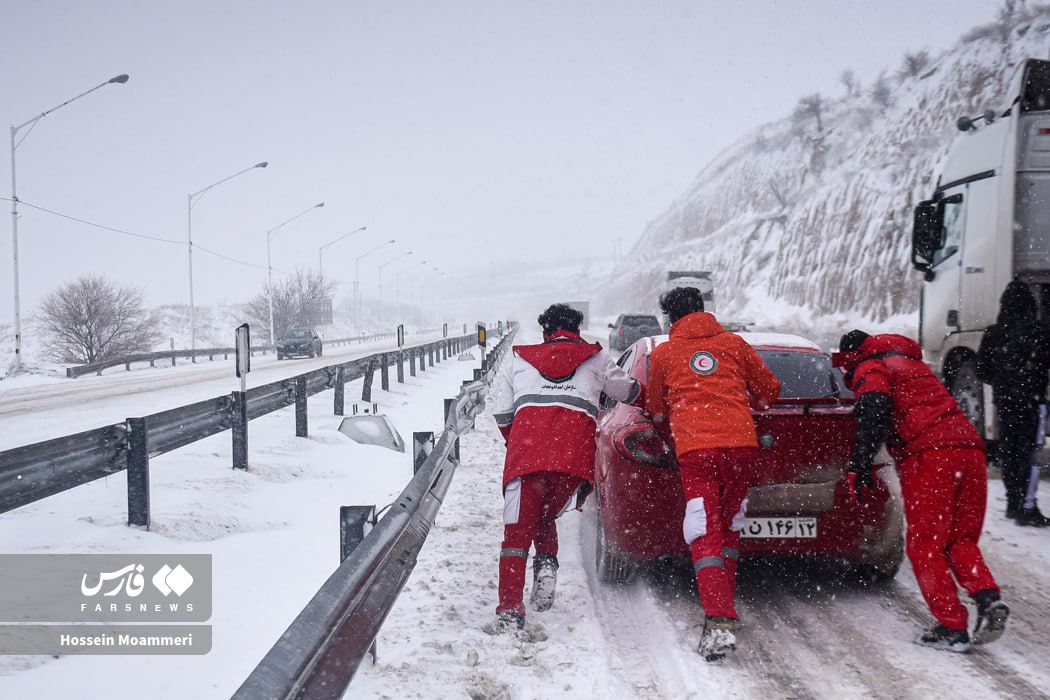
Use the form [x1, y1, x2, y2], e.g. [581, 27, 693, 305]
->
[839, 329, 870, 353]
[997, 279, 1036, 323]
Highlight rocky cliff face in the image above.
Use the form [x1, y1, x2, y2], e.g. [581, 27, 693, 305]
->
[601, 9, 1050, 339]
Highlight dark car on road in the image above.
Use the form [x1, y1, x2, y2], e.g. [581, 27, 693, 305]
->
[608, 314, 663, 352]
[593, 331, 904, 585]
[276, 328, 323, 360]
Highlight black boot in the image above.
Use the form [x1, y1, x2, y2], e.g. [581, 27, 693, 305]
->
[1016, 504, 1050, 527]
[918, 624, 971, 652]
[972, 588, 1010, 644]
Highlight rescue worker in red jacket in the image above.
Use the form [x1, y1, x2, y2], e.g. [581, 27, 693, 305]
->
[646, 287, 781, 661]
[487, 303, 640, 634]
[833, 330, 1009, 652]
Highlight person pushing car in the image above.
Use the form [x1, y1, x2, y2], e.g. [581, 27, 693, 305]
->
[645, 286, 780, 661]
[487, 303, 641, 634]
[833, 330, 1009, 652]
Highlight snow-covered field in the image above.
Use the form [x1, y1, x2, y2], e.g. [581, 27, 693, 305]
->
[1, 327, 1049, 699]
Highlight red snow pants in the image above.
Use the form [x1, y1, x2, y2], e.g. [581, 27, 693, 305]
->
[496, 471, 581, 616]
[678, 448, 754, 620]
[901, 447, 999, 630]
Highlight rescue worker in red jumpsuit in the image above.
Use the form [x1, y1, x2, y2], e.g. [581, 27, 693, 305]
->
[646, 287, 781, 661]
[833, 330, 1010, 652]
[487, 304, 640, 634]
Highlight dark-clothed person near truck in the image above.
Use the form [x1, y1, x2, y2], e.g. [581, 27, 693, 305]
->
[976, 278, 1050, 527]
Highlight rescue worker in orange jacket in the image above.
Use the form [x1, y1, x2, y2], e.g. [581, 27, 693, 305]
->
[646, 287, 780, 661]
[833, 330, 1009, 652]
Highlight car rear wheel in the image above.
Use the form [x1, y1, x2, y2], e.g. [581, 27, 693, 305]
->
[277, 352, 284, 361]
[595, 500, 638, 584]
[855, 534, 904, 584]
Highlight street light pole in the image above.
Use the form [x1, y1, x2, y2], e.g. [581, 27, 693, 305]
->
[266, 202, 325, 345]
[187, 161, 268, 352]
[9, 73, 129, 372]
[354, 239, 395, 324]
[395, 259, 428, 321]
[318, 225, 366, 277]
[377, 251, 412, 305]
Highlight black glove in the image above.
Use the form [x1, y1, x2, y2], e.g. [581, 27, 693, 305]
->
[847, 458, 875, 501]
[575, 481, 593, 511]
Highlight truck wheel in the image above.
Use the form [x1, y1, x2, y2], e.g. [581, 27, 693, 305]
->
[946, 359, 984, 435]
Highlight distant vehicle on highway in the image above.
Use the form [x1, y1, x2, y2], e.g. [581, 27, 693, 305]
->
[608, 314, 663, 352]
[593, 331, 904, 584]
[276, 328, 323, 360]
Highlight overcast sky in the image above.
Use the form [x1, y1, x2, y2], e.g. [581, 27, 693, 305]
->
[0, 0, 998, 321]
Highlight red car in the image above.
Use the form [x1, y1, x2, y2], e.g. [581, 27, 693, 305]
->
[593, 332, 904, 583]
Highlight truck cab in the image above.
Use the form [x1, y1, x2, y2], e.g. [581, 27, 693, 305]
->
[912, 58, 1050, 436]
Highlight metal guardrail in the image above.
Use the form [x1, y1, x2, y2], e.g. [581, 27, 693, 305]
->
[0, 335, 475, 515]
[233, 326, 517, 700]
[64, 331, 397, 378]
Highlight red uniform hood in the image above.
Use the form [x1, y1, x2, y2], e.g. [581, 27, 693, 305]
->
[514, 331, 601, 381]
[832, 333, 923, 371]
[668, 312, 724, 339]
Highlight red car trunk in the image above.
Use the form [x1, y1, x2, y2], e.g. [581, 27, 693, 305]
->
[594, 334, 904, 578]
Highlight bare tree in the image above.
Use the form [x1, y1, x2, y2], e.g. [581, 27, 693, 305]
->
[870, 72, 893, 108]
[898, 51, 931, 80]
[246, 269, 337, 341]
[840, 68, 859, 97]
[792, 93, 825, 132]
[37, 275, 159, 363]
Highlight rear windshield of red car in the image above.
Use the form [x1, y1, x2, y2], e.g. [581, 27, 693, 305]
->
[757, 350, 853, 400]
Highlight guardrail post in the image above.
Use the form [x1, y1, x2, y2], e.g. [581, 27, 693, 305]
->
[340, 504, 378, 665]
[232, 391, 249, 470]
[429, 347, 435, 367]
[409, 348, 417, 377]
[397, 351, 405, 383]
[381, 354, 390, 391]
[295, 377, 308, 438]
[340, 505, 377, 561]
[444, 398, 460, 462]
[362, 360, 375, 402]
[334, 366, 345, 416]
[412, 432, 434, 474]
[127, 417, 150, 530]
[419, 350, 426, 373]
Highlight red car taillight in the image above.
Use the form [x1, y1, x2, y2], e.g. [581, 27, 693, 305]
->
[614, 425, 675, 469]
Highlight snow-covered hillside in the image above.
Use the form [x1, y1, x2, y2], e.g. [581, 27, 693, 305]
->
[602, 9, 1050, 330]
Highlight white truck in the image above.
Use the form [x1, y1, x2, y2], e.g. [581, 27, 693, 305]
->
[911, 57, 1050, 436]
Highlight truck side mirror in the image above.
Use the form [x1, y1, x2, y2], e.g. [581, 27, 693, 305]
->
[911, 200, 943, 273]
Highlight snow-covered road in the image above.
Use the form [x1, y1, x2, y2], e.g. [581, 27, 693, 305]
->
[350, 384, 1050, 700]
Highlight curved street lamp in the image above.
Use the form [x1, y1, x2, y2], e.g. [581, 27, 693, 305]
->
[9, 73, 130, 371]
[377, 251, 413, 302]
[318, 225, 366, 277]
[354, 239, 395, 322]
[187, 161, 268, 352]
[266, 202, 325, 344]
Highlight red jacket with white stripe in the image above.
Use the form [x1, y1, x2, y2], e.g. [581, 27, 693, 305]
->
[493, 331, 640, 488]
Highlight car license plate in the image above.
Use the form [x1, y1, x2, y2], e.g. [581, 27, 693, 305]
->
[740, 517, 817, 539]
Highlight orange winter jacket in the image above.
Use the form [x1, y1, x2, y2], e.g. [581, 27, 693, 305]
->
[646, 312, 781, 456]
